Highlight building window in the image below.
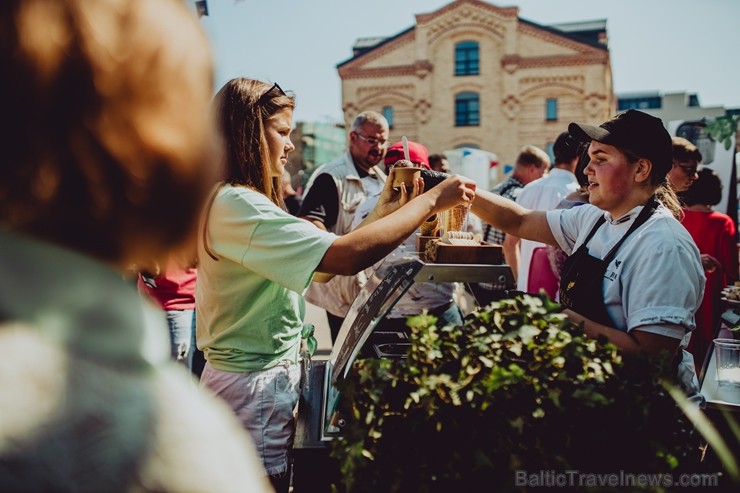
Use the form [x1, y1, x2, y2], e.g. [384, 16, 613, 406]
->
[546, 98, 558, 121]
[455, 92, 480, 127]
[455, 41, 479, 76]
[382, 106, 394, 128]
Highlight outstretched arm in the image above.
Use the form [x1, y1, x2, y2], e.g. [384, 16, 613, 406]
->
[317, 173, 476, 276]
[471, 189, 557, 246]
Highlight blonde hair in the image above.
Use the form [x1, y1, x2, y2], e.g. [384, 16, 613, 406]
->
[0, 0, 218, 266]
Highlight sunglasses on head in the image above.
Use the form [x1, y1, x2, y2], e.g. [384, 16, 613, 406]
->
[257, 82, 286, 104]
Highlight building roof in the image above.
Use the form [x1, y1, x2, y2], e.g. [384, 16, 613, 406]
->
[617, 90, 662, 98]
[547, 19, 608, 48]
[339, 26, 414, 67]
[352, 37, 389, 54]
[338, 0, 608, 68]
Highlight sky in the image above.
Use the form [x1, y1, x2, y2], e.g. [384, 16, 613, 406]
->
[197, 0, 740, 124]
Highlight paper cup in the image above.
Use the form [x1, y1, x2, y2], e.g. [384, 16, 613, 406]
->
[391, 166, 422, 189]
[714, 338, 740, 401]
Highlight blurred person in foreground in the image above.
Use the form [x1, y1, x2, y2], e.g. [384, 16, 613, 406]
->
[0, 1, 271, 491]
[197, 78, 475, 493]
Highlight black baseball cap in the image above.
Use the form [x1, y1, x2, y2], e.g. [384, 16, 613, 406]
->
[568, 109, 673, 179]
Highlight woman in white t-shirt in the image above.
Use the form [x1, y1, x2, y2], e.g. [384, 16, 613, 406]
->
[472, 109, 705, 404]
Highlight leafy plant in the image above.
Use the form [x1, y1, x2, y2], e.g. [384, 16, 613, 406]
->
[705, 115, 739, 151]
[329, 294, 706, 493]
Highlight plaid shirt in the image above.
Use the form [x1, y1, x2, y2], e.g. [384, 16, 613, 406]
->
[483, 175, 525, 245]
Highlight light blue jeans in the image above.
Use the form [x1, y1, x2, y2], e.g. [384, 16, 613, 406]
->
[165, 309, 196, 371]
[200, 361, 302, 476]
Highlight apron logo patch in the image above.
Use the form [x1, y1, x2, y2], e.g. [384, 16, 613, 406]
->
[567, 281, 575, 290]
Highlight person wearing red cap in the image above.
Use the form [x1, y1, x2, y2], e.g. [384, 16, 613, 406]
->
[383, 140, 431, 167]
[350, 140, 465, 330]
[472, 110, 705, 405]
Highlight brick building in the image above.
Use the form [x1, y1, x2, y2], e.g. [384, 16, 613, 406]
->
[337, 0, 615, 174]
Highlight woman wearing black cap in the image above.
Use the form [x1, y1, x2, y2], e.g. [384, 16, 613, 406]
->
[472, 109, 705, 403]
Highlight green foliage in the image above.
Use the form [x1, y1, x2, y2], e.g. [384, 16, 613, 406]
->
[329, 294, 702, 493]
[705, 115, 739, 151]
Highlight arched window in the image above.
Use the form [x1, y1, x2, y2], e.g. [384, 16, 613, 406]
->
[455, 92, 479, 127]
[455, 41, 479, 76]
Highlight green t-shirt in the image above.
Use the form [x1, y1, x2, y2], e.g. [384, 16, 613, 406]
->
[196, 185, 337, 372]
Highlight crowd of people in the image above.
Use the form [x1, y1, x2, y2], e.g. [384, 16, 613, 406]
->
[1, 0, 735, 491]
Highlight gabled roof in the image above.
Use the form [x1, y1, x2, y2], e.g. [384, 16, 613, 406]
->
[337, 0, 608, 69]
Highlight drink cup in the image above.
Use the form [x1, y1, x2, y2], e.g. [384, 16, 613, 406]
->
[714, 338, 740, 401]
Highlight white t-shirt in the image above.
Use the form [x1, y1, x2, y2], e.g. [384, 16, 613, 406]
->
[515, 168, 579, 291]
[546, 202, 705, 402]
[547, 203, 705, 335]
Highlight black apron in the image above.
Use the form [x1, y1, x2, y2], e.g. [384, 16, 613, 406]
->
[559, 199, 658, 327]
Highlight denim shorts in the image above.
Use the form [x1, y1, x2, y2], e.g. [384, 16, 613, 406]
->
[200, 361, 301, 476]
